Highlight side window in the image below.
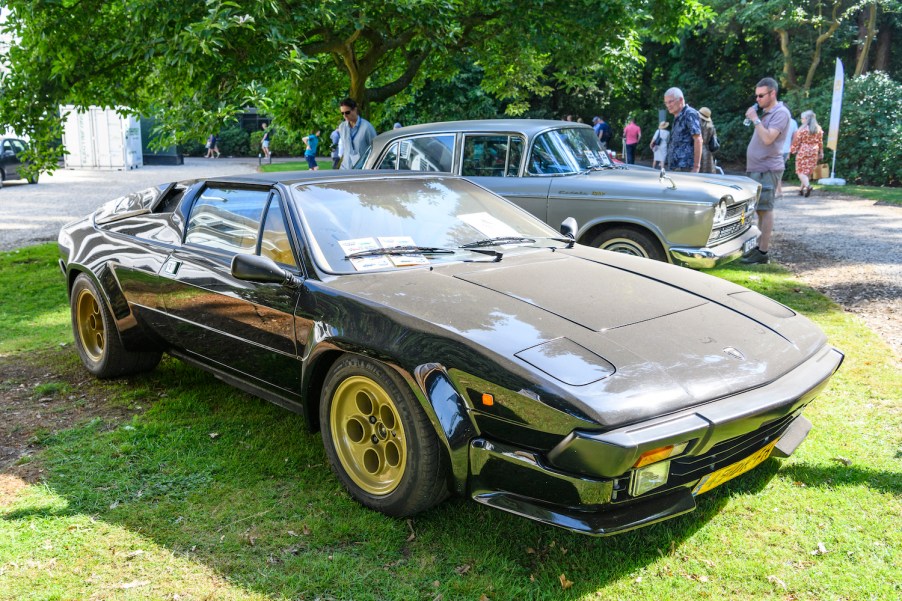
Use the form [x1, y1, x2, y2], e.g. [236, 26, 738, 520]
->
[507, 138, 523, 176]
[260, 196, 298, 268]
[377, 142, 399, 169]
[185, 186, 269, 254]
[527, 132, 570, 175]
[1, 140, 12, 153]
[11, 140, 27, 155]
[394, 135, 455, 172]
[461, 135, 523, 177]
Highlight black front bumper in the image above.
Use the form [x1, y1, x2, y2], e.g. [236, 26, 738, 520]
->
[466, 345, 843, 536]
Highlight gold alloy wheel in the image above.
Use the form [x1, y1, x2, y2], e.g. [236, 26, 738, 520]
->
[329, 375, 407, 495]
[75, 288, 105, 362]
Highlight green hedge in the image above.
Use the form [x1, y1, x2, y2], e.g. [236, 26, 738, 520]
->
[828, 72, 900, 186]
[249, 126, 331, 157]
[792, 72, 902, 186]
[181, 125, 250, 157]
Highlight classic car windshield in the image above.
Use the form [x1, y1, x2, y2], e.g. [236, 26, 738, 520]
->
[528, 127, 614, 175]
[291, 177, 561, 274]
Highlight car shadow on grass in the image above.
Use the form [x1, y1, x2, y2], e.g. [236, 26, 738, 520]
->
[3, 350, 809, 599]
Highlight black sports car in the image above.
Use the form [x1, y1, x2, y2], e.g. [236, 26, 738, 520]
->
[58, 171, 842, 535]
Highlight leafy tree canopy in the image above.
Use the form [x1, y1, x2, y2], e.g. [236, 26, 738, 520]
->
[0, 0, 709, 176]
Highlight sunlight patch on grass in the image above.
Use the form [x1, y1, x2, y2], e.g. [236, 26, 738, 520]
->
[0, 483, 269, 601]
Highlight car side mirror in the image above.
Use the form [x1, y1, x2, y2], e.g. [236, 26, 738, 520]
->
[560, 217, 578, 240]
[231, 253, 302, 288]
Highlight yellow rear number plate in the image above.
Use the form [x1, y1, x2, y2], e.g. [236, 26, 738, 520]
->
[692, 439, 779, 496]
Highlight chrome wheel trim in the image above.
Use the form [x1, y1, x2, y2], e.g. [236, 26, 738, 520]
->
[599, 237, 650, 258]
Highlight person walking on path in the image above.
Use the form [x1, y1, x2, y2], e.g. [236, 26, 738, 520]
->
[593, 116, 612, 150]
[741, 77, 792, 265]
[261, 123, 272, 161]
[338, 98, 377, 169]
[303, 129, 321, 170]
[790, 110, 824, 197]
[782, 113, 798, 162]
[698, 107, 718, 174]
[663, 88, 702, 172]
[204, 134, 220, 159]
[623, 118, 641, 164]
[649, 121, 669, 169]
[330, 127, 341, 170]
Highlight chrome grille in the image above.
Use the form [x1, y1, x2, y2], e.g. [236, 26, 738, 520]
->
[709, 201, 752, 245]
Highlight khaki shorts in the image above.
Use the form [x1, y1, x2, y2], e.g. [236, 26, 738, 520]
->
[746, 170, 783, 211]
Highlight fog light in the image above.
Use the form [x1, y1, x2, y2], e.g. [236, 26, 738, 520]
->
[630, 460, 670, 497]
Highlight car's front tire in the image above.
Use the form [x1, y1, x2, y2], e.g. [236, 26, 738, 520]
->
[592, 227, 665, 261]
[320, 355, 449, 517]
[70, 273, 161, 378]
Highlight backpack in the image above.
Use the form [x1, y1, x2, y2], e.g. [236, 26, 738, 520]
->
[707, 133, 720, 153]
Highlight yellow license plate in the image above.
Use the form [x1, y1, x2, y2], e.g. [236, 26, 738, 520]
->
[692, 439, 779, 496]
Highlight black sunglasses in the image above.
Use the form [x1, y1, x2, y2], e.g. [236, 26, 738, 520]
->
[755, 91, 773, 99]
[341, 110, 353, 115]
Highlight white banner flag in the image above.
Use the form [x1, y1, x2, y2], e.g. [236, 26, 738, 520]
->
[826, 59, 844, 151]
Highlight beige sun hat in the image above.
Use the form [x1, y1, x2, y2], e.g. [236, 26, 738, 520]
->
[658, 121, 669, 129]
[698, 107, 712, 122]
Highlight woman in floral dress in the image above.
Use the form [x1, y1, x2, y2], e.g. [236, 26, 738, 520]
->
[790, 110, 824, 197]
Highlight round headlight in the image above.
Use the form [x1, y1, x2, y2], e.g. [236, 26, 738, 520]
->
[713, 200, 728, 224]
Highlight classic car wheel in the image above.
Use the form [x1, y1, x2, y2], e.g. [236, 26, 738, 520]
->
[592, 227, 665, 261]
[27, 174, 38, 184]
[320, 355, 448, 516]
[70, 273, 161, 378]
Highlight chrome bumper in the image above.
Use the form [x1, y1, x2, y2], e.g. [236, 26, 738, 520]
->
[670, 226, 760, 269]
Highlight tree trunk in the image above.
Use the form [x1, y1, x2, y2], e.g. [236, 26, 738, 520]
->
[777, 29, 799, 90]
[874, 16, 892, 72]
[803, 5, 842, 92]
[854, 4, 878, 77]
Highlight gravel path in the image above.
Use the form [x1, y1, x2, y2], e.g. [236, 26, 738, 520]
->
[772, 185, 901, 361]
[2, 164, 899, 359]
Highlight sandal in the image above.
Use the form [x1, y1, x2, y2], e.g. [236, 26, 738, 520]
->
[804, 185, 812, 197]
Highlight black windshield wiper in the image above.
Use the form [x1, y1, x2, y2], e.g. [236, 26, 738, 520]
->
[543, 236, 576, 248]
[345, 245, 502, 263]
[460, 236, 536, 248]
[345, 245, 454, 259]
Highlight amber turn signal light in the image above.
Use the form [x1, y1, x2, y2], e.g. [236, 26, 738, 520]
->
[633, 442, 688, 468]
[481, 393, 494, 406]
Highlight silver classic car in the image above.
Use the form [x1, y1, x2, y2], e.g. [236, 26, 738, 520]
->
[361, 120, 760, 268]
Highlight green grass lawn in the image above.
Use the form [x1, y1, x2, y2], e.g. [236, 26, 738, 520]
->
[259, 160, 334, 173]
[1, 244, 899, 601]
[813, 184, 902, 205]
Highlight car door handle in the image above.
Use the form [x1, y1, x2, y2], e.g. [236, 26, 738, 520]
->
[162, 259, 181, 275]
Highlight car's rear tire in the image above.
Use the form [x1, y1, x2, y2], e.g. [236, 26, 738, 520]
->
[27, 175, 38, 184]
[591, 227, 665, 261]
[70, 273, 161, 378]
[320, 355, 449, 517]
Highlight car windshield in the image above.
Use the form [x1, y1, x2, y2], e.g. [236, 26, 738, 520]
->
[528, 127, 614, 175]
[291, 177, 562, 274]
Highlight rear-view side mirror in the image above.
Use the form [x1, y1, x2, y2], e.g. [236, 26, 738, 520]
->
[560, 217, 578, 240]
[231, 253, 302, 288]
